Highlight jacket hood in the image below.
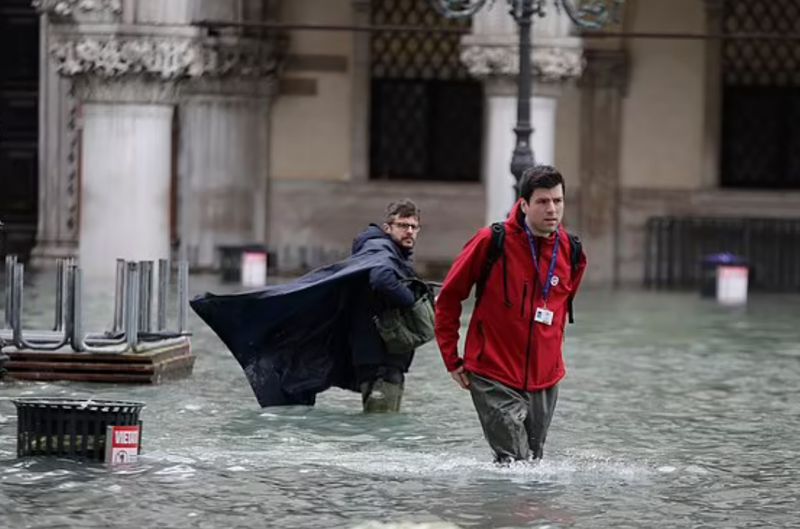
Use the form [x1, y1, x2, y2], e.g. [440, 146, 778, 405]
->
[506, 199, 527, 234]
[351, 224, 388, 253]
[351, 223, 413, 258]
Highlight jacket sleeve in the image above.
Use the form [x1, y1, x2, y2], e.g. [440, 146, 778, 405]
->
[369, 265, 415, 308]
[434, 228, 492, 372]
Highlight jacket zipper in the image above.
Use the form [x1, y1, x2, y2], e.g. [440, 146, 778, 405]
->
[523, 279, 536, 391]
[476, 321, 485, 360]
[524, 316, 533, 390]
[520, 281, 528, 318]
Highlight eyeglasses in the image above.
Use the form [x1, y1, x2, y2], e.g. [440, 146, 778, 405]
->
[390, 222, 421, 232]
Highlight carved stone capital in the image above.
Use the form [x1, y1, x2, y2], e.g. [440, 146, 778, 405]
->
[461, 44, 584, 82]
[33, 0, 122, 22]
[74, 76, 181, 104]
[49, 35, 281, 81]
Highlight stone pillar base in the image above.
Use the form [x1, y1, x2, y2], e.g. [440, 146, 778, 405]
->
[29, 241, 78, 268]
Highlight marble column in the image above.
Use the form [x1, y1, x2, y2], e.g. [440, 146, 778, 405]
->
[578, 49, 628, 286]
[482, 84, 559, 223]
[31, 14, 80, 264]
[179, 80, 273, 269]
[78, 90, 175, 278]
[33, 0, 282, 275]
[460, 6, 584, 224]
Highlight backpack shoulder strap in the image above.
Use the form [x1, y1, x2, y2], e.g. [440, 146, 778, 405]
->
[568, 233, 582, 273]
[475, 222, 505, 307]
[566, 232, 583, 324]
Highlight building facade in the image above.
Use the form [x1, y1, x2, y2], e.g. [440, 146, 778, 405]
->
[3, 0, 800, 285]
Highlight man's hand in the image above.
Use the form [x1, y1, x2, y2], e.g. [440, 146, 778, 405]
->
[449, 366, 470, 389]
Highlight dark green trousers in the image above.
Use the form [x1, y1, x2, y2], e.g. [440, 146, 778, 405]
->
[468, 372, 559, 462]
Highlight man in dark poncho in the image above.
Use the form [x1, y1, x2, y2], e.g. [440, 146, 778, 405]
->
[191, 200, 422, 412]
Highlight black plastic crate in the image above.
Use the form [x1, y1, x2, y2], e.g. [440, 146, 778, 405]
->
[13, 398, 144, 461]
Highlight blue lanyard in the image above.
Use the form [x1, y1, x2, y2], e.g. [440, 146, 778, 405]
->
[523, 223, 560, 304]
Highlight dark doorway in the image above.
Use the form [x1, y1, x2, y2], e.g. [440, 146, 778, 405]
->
[0, 0, 39, 260]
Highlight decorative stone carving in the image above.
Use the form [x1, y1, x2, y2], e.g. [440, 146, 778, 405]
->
[461, 44, 584, 81]
[50, 37, 281, 80]
[65, 82, 80, 236]
[74, 76, 182, 104]
[32, 0, 122, 17]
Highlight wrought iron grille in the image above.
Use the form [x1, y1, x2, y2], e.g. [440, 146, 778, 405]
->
[644, 216, 800, 292]
[721, 0, 800, 188]
[372, 0, 471, 80]
[370, 0, 483, 181]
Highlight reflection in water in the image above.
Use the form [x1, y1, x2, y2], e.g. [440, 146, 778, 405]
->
[1, 272, 799, 528]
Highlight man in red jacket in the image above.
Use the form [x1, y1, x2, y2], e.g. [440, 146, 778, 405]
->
[435, 165, 587, 463]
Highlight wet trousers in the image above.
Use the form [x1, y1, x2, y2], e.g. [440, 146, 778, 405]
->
[468, 372, 559, 462]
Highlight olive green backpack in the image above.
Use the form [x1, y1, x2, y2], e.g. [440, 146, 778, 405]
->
[373, 278, 436, 355]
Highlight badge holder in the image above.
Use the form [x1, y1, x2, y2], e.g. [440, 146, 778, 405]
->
[534, 307, 554, 326]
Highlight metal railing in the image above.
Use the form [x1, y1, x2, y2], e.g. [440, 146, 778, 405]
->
[0, 257, 190, 353]
[644, 216, 800, 291]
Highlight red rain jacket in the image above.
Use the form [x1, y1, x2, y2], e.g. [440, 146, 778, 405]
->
[435, 200, 587, 392]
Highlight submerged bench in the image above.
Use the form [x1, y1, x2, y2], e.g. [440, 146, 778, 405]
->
[3, 339, 193, 384]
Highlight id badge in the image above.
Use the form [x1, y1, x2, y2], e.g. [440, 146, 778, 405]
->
[534, 307, 554, 326]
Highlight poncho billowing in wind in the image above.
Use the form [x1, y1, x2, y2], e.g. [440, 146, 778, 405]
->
[190, 225, 416, 407]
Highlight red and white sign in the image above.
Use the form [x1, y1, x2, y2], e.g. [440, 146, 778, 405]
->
[717, 265, 748, 305]
[105, 425, 140, 465]
[241, 251, 267, 287]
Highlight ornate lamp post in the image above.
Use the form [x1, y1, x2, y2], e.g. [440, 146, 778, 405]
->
[431, 0, 624, 194]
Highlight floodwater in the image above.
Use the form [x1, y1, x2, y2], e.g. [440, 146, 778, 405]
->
[1, 271, 799, 528]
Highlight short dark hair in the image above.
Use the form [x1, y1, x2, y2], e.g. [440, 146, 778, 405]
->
[518, 165, 565, 202]
[384, 199, 420, 223]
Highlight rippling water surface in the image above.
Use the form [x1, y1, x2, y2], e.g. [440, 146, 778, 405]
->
[1, 272, 798, 528]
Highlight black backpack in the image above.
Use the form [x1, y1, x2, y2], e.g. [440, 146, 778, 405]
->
[474, 222, 583, 323]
